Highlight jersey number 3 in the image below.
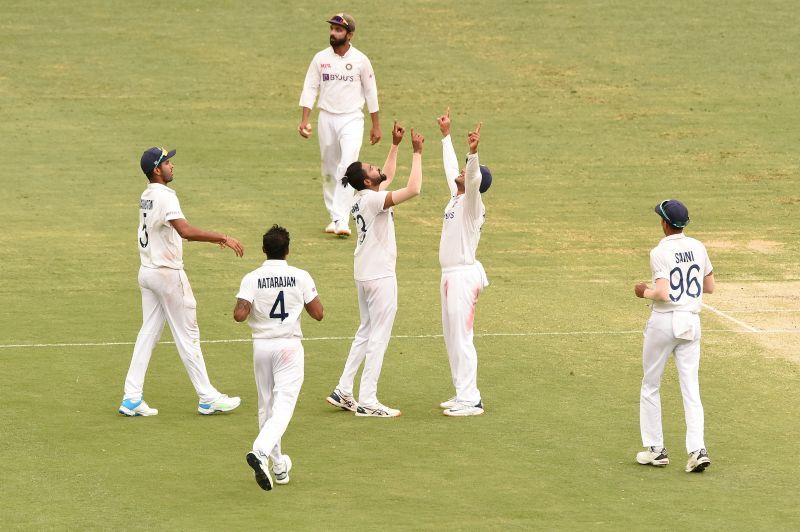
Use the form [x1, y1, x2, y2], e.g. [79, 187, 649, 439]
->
[269, 291, 289, 322]
[139, 213, 149, 248]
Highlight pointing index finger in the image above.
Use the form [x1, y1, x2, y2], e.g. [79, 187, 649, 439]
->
[446, 106, 450, 118]
[475, 122, 482, 133]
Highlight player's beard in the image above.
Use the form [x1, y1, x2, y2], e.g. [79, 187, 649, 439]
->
[378, 172, 387, 183]
[330, 34, 347, 47]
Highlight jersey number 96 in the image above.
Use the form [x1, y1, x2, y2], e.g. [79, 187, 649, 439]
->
[669, 264, 701, 302]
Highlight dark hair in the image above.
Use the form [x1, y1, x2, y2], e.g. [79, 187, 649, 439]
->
[342, 161, 368, 190]
[262, 225, 290, 259]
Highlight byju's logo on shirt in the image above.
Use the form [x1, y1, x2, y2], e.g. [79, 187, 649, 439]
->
[322, 73, 355, 82]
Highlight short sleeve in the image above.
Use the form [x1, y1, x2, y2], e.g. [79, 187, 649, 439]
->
[371, 190, 390, 213]
[164, 194, 185, 222]
[650, 248, 670, 280]
[236, 273, 255, 303]
[301, 271, 319, 304]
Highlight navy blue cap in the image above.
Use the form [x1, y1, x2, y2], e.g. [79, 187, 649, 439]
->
[140, 147, 176, 175]
[479, 165, 492, 193]
[655, 199, 689, 228]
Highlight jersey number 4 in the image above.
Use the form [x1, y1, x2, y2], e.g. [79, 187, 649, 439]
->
[269, 291, 289, 322]
[669, 264, 701, 302]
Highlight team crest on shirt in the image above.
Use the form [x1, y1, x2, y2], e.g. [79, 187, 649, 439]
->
[345, 63, 353, 70]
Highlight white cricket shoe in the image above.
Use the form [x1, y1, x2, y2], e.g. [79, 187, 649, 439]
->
[636, 446, 670, 466]
[334, 220, 351, 237]
[355, 403, 401, 417]
[324, 222, 336, 234]
[326, 388, 359, 412]
[443, 400, 484, 417]
[439, 396, 458, 409]
[246, 451, 273, 491]
[118, 398, 158, 417]
[198, 394, 241, 415]
[686, 448, 711, 473]
[273, 455, 292, 485]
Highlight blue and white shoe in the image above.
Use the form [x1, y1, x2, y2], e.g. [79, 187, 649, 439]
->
[246, 451, 273, 491]
[198, 394, 241, 415]
[443, 400, 484, 417]
[119, 398, 158, 417]
[273, 455, 292, 485]
[326, 388, 358, 412]
[355, 402, 401, 417]
[686, 448, 711, 472]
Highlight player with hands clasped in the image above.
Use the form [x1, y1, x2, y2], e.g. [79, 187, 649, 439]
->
[119, 147, 243, 417]
[235, 225, 323, 492]
[325, 123, 423, 417]
[298, 12, 381, 237]
[634, 199, 715, 473]
[436, 109, 492, 417]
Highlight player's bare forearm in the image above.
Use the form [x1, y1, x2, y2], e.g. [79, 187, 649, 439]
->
[169, 219, 244, 257]
[305, 297, 324, 321]
[634, 279, 669, 301]
[369, 111, 381, 145]
[299, 107, 313, 138]
[703, 272, 715, 294]
[233, 298, 251, 322]
[380, 145, 400, 189]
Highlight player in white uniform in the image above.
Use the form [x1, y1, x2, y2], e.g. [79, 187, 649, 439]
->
[634, 199, 716, 473]
[436, 110, 492, 417]
[119, 147, 244, 417]
[235, 225, 323, 492]
[298, 13, 381, 237]
[325, 124, 424, 417]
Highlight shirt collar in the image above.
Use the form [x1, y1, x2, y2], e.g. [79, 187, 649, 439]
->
[147, 183, 175, 194]
[262, 259, 288, 266]
[660, 233, 686, 243]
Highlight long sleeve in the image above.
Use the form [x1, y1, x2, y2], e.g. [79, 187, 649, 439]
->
[361, 56, 379, 113]
[299, 59, 320, 109]
[441, 135, 459, 197]
[464, 152, 483, 218]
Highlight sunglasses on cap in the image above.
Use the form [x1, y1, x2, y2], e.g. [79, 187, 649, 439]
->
[657, 200, 689, 228]
[153, 148, 169, 170]
[330, 15, 350, 28]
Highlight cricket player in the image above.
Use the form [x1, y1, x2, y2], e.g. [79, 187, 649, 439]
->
[119, 147, 243, 417]
[436, 109, 492, 417]
[634, 199, 715, 473]
[298, 12, 381, 237]
[236, 225, 323, 492]
[325, 123, 423, 417]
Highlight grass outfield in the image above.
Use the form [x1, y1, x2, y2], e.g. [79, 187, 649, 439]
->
[2, 0, 800, 529]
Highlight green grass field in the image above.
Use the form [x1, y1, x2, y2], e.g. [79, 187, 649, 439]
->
[2, 1, 800, 529]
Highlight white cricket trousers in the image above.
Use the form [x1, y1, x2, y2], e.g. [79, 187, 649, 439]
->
[338, 276, 398, 406]
[317, 109, 363, 223]
[252, 338, 304, 465]
[441, 264, 486, 404]
[124, 266, 220, 404]
[640, 311, 705, 453]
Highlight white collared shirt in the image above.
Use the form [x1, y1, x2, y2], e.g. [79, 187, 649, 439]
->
[236, 260, 318, 339]
[138, 183, 185, 269]
[439, 138, 485, 269]
[351, 189, 396, 281]
[650, 233, 713, 313]
[299, 45, 379, 114]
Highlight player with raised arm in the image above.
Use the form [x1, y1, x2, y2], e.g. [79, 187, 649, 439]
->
[119, 147, 243, 417]
[634, 199, 716, 473]
[235, 225, 323, 492]
[325, 123, 423, 417]
[436, 109, 492, 417]
[298, 12, 381, 237]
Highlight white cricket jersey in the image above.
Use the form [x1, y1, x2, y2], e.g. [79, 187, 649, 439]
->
[351, 189, 396, 281]
[236, 260, 318, 340]
[137, 183, 185, 270]
[299, 45, 379, 115]
[439, 139, 485, 269]
[650, 233, 713, 313]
